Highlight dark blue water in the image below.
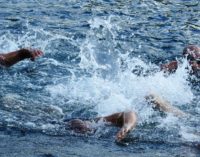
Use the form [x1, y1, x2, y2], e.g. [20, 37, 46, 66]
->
[0, 0, 200, 157]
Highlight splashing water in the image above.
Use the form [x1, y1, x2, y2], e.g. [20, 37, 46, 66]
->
[0, 1, 200, 156]
[46, 16, 195, 141]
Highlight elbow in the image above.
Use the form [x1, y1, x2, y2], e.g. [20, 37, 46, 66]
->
[124, 111, 137, 128]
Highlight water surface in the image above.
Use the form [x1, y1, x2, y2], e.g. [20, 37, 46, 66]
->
[0, 0, 200, 156]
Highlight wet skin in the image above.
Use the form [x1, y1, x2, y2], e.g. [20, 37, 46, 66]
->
[0, 48, 43, 67]
[67, 111, 137, 142]
[161, 45, 200, 74]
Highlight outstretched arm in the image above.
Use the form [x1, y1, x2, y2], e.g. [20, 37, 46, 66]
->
[99, 111, 137, 141]
[145, 93, 186, 116]
[0, 48, 43, 67]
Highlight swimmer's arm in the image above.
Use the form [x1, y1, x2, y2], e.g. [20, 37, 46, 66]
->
[145, 93, 186, 116]
[96, 111, 137, 141]
[96, 112, 124, 125]
[0, 48, 43, 67]
[116, 111, 137, 141]
[160, 61, 178, 73]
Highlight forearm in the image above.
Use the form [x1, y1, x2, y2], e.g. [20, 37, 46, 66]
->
[0, 49, 30, 67]
[145, 93, 186, 116]
[100, 112, 124, 126]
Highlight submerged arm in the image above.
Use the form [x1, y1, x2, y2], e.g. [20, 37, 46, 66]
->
[145, 93, 186, 117]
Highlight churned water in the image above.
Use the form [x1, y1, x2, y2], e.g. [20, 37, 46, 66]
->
[0, 0, 200, 157]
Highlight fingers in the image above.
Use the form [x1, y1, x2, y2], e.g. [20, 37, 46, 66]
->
[28, 49, 43, 61]
[32, 49, 43, 58]
[116, 128, 128, 141]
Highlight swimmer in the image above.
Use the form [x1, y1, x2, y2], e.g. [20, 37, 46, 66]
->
[66, 93, 187, 142]
[161, 45, 200, 74]
[0, 48, 43, 67]
[66, 111, 137, 142]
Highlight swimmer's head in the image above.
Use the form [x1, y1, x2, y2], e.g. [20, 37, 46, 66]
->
[67, 119, 92, 133]
[183, 45, 200, 61]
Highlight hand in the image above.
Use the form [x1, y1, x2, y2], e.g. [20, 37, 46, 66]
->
[21, 48, 43, 61]
[116, 126, 129, 141]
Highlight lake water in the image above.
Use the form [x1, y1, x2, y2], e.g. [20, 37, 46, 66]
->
[0, 0, 200, 157]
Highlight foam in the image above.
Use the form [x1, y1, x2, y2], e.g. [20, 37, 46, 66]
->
[0, 15, 197, 142]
